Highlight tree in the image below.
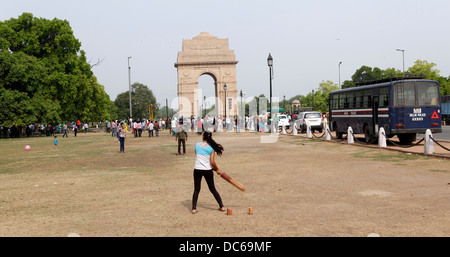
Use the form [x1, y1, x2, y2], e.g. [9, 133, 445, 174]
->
[318, 80, 339, 93]
[341, 80, 355, 89]
[114, 82, 159, 120]
[0, 13, 112, 125]
[407, 59, 449, 95]
[301, 81, 339, 113]
[438, 76, 450, 95]
[351, 66, 383, 85]
[407, 60, 440, 79]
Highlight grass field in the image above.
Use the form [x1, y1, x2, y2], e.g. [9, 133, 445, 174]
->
[1, 129, 449, 237]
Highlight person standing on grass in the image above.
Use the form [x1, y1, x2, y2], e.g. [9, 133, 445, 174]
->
[118, 122, 126, 153]
[111, 120, 116, 137]
[191, 131, 225, 214]
[63, 123, 69, 138]
[175, 120, 187, 155]
[148, 121, 154, 137]
[154, 121, 159, 137]
[73, 124, 78, 137]
[133, 120, 138, 137]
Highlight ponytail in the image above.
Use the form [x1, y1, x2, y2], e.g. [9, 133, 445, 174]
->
[203, 132, 224, 156]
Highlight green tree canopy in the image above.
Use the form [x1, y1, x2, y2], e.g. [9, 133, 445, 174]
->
[407, 60, 449, 95]
[114, 82, 159, 120]
[0, 13, 113, 126]
[342, 60, 448, 94]
[301, 80, 339, 113]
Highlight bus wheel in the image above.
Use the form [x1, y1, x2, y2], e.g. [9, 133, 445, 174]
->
[397, 133, 416, 145]
[364, 126, 373, 143]
[334, 123, 343, 139]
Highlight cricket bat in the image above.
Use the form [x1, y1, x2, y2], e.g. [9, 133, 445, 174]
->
[220, 172, 246, 192]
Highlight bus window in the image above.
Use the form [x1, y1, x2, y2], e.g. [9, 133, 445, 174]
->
[355, 91, 363, 108]
[363, 89, 372, 108]
[347, 92, 355, 108]
[379, 87, 389, 107]
[339, 94, 346, 109]
[331, 94, 338, 109]
[417, 82, 440, 106]
[394, 83, 415, 107]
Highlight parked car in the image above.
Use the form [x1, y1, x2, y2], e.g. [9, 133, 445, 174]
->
[296, 111, 323, 133]
[277, 114, 290, 128]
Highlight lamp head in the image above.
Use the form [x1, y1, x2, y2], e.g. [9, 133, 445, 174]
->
[267, 53, 273, 67]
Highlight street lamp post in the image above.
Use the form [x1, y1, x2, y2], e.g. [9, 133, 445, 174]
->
[396, 49, 405, 73]
[240, 89, 246, 117]
[128, 56, 132, 118]
[203, 96, 206, 117]
[267, 53, 273, 117]
[166, 98, 168, 120]
[312, 89, 315, 110]
[339, 61, 342, 89]
[223, 84, 227, 118]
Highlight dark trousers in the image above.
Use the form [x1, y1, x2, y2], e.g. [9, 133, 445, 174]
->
[192, 169, 223, 210]
[119, 137, 125, 152]
[178, 139, 186, 154]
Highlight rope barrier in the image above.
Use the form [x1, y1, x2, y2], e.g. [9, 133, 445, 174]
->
[349, 130, 378, 145]
[382, 132, 424, 148]
[285, 126, 294, 134]
[311, 130, 326, 139]
[429, 135, 450, 152]
[326, 127, 338, 140]
[294, 124, 449, 156]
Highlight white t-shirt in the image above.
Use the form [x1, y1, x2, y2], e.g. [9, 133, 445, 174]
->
[194, 142, 214, 170]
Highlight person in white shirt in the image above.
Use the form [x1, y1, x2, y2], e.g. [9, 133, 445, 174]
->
[171, 119, 177, 136]
[133, 121, 138, 137]
[191, 131, 225, 214]
[148, 121, 154, 137]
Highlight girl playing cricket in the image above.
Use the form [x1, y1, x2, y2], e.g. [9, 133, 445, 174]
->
[191, 131, 225, 214]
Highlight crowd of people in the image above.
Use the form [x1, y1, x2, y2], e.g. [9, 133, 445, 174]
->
[165, 113, 283, 135]
[0, 120, 90, 139]
[0, 112, 300, 140]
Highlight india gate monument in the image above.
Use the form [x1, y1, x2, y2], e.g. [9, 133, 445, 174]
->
[174, 32, 238, 118]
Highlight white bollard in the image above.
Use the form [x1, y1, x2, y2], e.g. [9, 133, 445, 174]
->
[347, 126, 354, 144]
[271, 121, 276, 134]
[306, 124, 312, 138]
[293, 123, 298, 135]
[325, 125, 331, 141]
[378, 127, 387, 148]
[424, 129, 434, 155]
[282, 125, 286, 134]
[217, 119, 223, 132]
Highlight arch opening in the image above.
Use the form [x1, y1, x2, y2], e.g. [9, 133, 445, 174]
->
[198, 73, 217, 117]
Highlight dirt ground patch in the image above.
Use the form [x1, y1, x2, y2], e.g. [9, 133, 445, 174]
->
[0, 130, 449, 237]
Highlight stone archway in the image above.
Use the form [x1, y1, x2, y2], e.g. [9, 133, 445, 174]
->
[174, 32, 238, 118]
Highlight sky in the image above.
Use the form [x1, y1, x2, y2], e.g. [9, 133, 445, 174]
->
[2, 0, 450, 110]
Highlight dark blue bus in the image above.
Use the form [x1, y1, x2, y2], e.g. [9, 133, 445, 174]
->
[329, 78, 442, 144]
